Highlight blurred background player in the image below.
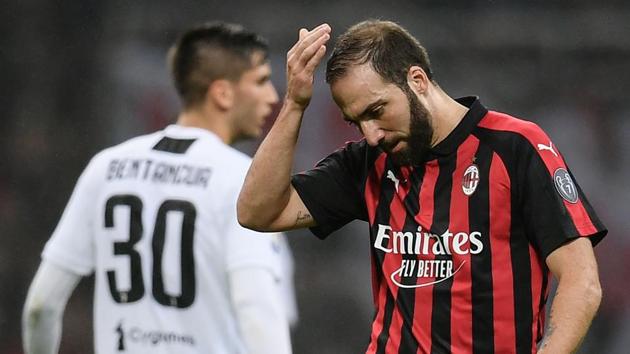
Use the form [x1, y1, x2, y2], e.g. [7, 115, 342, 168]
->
[22, 22, 294, 354]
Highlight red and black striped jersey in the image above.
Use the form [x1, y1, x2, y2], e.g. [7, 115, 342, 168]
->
[291, 97, 606, 354]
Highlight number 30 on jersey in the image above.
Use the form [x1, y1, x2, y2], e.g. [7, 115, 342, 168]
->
[104, 195, 196, 309]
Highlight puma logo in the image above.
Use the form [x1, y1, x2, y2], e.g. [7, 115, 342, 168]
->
[537, 141, 558, 157]
[386, 170, 400, 192]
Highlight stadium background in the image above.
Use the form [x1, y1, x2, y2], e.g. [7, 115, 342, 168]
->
[2, 0, 629, 353]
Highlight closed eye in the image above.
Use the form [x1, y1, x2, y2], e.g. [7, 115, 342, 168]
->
[366, 106, 384, 119]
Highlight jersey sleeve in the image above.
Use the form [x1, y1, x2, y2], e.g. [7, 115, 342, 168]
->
[42, 156, 104, 275]
[291, 141, 369, 239]
[224, 201, 282, 279]
[518, 126, 607, 260]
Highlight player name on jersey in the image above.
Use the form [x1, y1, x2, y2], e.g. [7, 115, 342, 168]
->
[106, 158, 211, 188]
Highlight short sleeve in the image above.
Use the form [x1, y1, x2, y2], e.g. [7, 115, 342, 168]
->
[519, 134, 607, 260]
[291, 141, 370, 239]
[42, 158, 102, 275]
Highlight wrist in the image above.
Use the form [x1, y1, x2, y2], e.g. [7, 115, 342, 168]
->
[283, 95, 309, 112]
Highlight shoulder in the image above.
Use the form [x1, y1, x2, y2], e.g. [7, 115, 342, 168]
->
[315, 138, 377, 168]
[475, 110, 569, 178]
[476, 110, 552, 148]
[191, 138, 253, 175]
[81, 132, 162, 177]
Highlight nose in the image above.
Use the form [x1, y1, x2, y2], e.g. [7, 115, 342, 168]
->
[267, 83, 279, 105]
[360, 120, 384, 147]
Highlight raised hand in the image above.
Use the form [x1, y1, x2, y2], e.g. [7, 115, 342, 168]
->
[285, 24, 331, 109]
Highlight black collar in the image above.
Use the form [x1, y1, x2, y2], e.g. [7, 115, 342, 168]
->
[424, 96, 488, 161]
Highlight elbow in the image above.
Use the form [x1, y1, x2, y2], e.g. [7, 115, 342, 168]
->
[236, 199, 268, 232]
[23, 301, 55, 328]
[586, 277, 603, 313]
[236, 205, 256, 230]
[236, 193, 255, 229]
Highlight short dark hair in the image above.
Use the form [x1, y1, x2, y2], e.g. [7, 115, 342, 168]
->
[168, 22, 269, 108]
[326, 20, 434, 88]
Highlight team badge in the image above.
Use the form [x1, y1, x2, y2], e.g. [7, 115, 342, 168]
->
[553, 168, 578, 203]
[462, 165, 480, 196]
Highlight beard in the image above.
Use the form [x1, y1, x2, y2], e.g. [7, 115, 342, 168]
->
[389, 86, 434, 166]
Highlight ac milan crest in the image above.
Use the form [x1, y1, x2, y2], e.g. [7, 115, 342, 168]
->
[462, 165, 480, 196]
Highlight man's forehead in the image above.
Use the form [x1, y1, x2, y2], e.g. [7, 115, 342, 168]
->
[331, 64, 396, 118]
[249, 50, 268, 67]
[243, 57, 271, 77]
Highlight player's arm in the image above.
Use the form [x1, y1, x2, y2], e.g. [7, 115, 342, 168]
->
[229, 268, 292, 354]
[237, 24, 331, 232]
[22, 260, 82, 354]
[537, 237, 602, 354]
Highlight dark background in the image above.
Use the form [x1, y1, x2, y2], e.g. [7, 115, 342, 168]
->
[2, 1, 629, 353]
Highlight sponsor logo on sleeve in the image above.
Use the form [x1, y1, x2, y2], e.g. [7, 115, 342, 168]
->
[537, 141, 558, 157]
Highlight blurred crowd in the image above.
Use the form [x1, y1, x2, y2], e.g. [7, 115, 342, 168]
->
[2, 1, 629, 353]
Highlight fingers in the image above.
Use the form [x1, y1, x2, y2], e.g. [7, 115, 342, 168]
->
[300, 34, 329, 73]
[304, 44, 327, 74]
[288, 24, 330, 62]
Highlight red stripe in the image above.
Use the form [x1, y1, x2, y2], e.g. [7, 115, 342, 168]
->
[488, 152, 517, 353]
[366, 153, 388, 225]
[413, 160, 439, 354]
[365, 153, 387, 354]
[528, 245, 547, 353]
[449, 136, 479, 353]
[478, 112, 598, 236]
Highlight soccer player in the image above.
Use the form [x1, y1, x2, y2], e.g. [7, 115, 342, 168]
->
[238, 21, 606, 354]
[23, 22, 293, 354]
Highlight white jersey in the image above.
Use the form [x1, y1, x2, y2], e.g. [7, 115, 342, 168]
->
[42, 125, 286, 354]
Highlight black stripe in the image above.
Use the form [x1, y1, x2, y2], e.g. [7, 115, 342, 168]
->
[430, 154, 457, 354]
[469, 143, 495, 354]
[536, 271, 549, 343]
[397, 166, 425, 353]
[152, 137, 197, 154]
[374, 157, 399, 354]
[474, 128, 534, 353]
[568, 169, 607, 246]
[510, 217, 533, 354]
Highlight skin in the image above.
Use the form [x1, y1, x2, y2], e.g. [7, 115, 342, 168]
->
[538, 237, 602, 354]
[178, 52, 278, 144]
[237, 23, 602, 353]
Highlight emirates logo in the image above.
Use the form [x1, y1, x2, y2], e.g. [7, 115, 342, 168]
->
[462, 165, 480, 196]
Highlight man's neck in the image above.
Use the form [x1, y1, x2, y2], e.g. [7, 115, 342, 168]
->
[176, 108, 232, 144]
[429, 91, 469, 147]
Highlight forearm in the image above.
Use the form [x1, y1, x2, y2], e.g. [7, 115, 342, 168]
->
[238, 99, 305, 229]
[22, 261, 81, 354]
[23, 307, 63, 354]
[537, 275, 601, 353]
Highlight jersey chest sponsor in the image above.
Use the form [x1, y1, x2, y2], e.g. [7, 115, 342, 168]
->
[373, 224, 483, 256]
[372, 224, 484, 288]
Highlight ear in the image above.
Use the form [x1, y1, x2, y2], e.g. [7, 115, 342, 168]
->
[206, 79, 235, 110]
[406, 66, 430, 95]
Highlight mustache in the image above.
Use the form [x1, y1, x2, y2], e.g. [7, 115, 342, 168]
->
[379, 139, 402, 152]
